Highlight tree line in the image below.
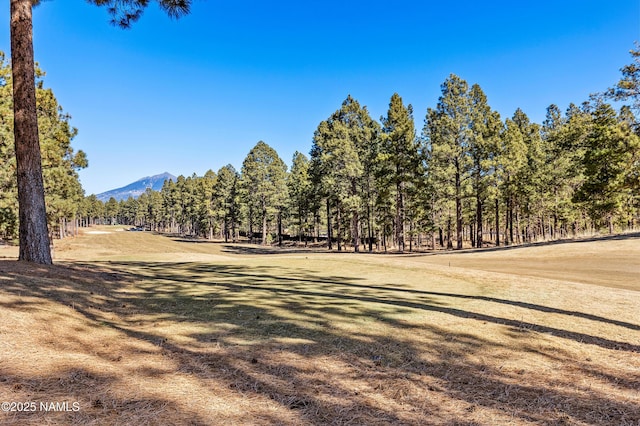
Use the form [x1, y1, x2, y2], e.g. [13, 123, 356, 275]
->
[2, 48, 639, 252]
[79, 63, 640, 251]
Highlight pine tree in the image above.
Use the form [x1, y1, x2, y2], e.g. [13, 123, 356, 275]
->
[607, 45, 640, 114]
[425, 75, 473, 250]
[468, 84, 501, 248]
[380, 93, 419, 252]
[214, 164, 240, 242]
[499, 119, 528, 244]
[288, 151, 312, 244]
[511, 108, 544, 243]
[355, 107, 382, 252]
[10, 0, 52, 262]
[160, 178, 178, 233]
[574, 100, 640, 231]
[241, 141, 288, 245]
[196, 170, 217, 239]
[541, 104, 588, 238]
[79, 195, 104, 226]
[309, 96, 378, 252]
[104, 197, 119, 225]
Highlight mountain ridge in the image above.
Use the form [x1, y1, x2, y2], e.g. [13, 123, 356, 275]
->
[95, 172, 176, 202]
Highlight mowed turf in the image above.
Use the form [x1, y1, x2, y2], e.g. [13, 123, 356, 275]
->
[0, 227, 638, 425]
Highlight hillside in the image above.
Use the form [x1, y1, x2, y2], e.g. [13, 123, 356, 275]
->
[95, 172, 176, 202]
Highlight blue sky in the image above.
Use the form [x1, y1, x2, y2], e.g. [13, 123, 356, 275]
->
[1, 1, 638, 195]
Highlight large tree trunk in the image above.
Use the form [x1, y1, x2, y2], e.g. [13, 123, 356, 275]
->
[11, 0, 52, 264]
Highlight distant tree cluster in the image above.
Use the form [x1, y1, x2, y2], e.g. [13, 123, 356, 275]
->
[0, 52, 87, 243]
[81, 165, 242, 242]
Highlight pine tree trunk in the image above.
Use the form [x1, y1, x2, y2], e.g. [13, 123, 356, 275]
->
[326, 199, 332, 250]
[11, 0, 52, 264]
[352, 209, 359, 253]
[248, 206, 254, 243]
[277, 210, 282, 247]
[298, 207, 303, 243]
[396, 181, 405, 252]
[303, 216, 308, 246]
[367, 200, 373, 252]
[223, 218, 228, 242]
[455, 166, 463, 250]
[382, 227, 387, 252]
[337, 206, 342, 252]
[231, 217, 237, 243]
[469, 223, 475, 248]
[508, 197, 514, 245]
[261, 203, 267, 246]
[476, 197, 483, 248]
[431, 209, 436, 249]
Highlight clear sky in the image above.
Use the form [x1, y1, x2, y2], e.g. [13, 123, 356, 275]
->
[1, 1, 639, 195]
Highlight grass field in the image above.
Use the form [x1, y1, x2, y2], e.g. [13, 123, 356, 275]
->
[0, 227, 639, 425]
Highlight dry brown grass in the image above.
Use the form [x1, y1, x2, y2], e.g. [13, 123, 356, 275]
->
[0, 227, 639, 425]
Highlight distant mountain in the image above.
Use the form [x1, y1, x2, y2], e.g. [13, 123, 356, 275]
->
[96, 172, 176, 202]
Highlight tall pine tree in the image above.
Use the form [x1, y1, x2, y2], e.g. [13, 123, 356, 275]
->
[241, 141, 288, 245]
[380, 93, 419, 252]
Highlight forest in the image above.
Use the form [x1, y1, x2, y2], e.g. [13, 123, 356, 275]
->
[1, 49, 639, 251]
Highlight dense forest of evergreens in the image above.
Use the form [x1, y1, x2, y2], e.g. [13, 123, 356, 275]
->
[1, 49, 639, 251]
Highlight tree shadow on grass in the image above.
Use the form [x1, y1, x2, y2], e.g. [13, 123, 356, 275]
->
[402, 231, 640, 257]
[100, 260, 640, 342]
[0, 259, 639, 425]
[220, 244, 321, 255]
